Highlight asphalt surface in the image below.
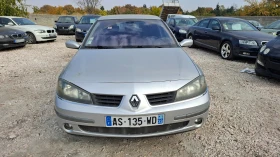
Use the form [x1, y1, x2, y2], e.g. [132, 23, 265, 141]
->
[0, 36, 280, 157]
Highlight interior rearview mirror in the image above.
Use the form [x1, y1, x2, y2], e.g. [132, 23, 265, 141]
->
[212, 26, 221, 31]
[65, 40, 81, 49]
[180, 39, 193, 47]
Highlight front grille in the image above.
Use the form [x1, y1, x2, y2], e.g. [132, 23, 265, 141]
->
[269, 57, 280, 64]
[11, 33, 24, 39]
[47, 30, 55, 33]
[91, 94, 123, 107]
[58, 27, 69, 29]
[261, 41, 268, 46]
[146, 92, 176, 106]
[79, 121, 189, 135]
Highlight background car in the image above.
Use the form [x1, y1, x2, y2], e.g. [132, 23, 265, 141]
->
[255, 31, 280, 79]
[0, 24, 27, 50]
[166, 14, 198, 23]
[54, 16, 79, 35]
[248, 20, 264, 30]
[187, 17, 274, 60]
[167, 15, 198, 41]
[0, 16, 57, 44]
[74, 14, 100, 42]
[261, 20, 280, 36]
[55, 15, 210, 138]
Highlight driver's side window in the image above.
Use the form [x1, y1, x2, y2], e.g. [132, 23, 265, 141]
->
[0, 18, 14, 26]
[208, 20, 220, 29]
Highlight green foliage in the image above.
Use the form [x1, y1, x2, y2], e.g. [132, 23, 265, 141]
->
[0, 0, 28, 16]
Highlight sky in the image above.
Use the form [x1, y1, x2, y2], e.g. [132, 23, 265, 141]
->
[26, 0, 249, 12]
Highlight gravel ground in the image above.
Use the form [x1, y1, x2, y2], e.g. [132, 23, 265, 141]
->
[0, 36, 280, 157]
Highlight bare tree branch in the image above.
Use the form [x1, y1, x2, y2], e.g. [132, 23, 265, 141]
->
[76, 0, 102, 14]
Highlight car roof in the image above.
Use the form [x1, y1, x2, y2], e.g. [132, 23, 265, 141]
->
[171, 15, 196, 19]
[0, 16, 23, 18]
[98, 15, 161, 20]
[82, 14, 101, 17]
[206, 17, 246, 21]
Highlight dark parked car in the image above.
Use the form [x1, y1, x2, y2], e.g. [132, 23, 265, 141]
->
[0, 24, 27, 50]
[166, 15, 197, 41]
[54, 16, 79, 35]
[187, 17, 274, 60]
[261, 20, 280, 36]
[74, 15, 100, 42]
[255, 31, 280, 79]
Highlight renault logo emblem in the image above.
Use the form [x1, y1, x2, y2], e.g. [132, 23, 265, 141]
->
[130, 95, 140, 108]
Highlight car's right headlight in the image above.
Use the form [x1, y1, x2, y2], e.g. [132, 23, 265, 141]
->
[57, 79, 92, 104]
[263, 48, 271, 55]
[175, 76, 207, 102]
[179, 29, 187, 34]
[239, 40, 258, 46]
[69, 25, 74, 30]
[76, 28, 82, 32]
[34, 30, 46, 33]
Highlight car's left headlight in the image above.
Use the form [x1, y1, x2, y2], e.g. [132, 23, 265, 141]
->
[175, 76, 207, 102]
[239, 40, 258, 46]
[35, 30, 46, 33]
[179, 29, 187, 34]
[263, 48, 271, 55]
[57, 79, 92, 104]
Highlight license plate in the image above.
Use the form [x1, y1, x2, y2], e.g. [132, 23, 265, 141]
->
[49, 33, 56, 37]
[14, 39, 25, 43]
[105, 114, 164, 127]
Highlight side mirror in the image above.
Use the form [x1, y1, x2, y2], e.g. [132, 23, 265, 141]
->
[277, 31, 280, 36]
[7, 22, 14, 26]
[75, 21, 79, 24]
[212, 26, 221, 31]
[180, 39, 193, 47]
[55, 20, 57, 23]
[65, 40, 80, 49]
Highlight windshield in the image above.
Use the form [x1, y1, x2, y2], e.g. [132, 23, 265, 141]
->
[266, 21, 280, 29]
[221, 19, 258, 31]
[175, 18, 196, 26]
[249, 21, 260, 27]
[12, 18, 35, 25]
[79, 16, 99, 24]
[83, 19, 178, 49]
[57, 17, 74, 23]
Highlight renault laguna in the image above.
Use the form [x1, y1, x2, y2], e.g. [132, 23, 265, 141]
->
[55, 15, 210, 137]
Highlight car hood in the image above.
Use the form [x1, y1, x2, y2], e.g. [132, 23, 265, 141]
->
[176, 26, 191, 30]
[226, 31, 274, 41]
[75, 24, 92, 31]
[61, 48, 199, 83]
[261, 28, 280, 35]
[15, 25, 54, 31]
[0, 27, 24, 35]
[55, 23, 75, 27]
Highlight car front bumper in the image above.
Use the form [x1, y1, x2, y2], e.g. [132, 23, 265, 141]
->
[75, 31, 87, 41]
[55, 90, 210, 138]
[56, 29, 75, 35]
[255, 54, 280, 79]
[0, 38, 27, 50]
[233, 45, 260, 58]
[35, 32, 57, 41]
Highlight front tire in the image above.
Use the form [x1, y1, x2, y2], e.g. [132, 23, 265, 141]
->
[27, 32, 36, 44]
[220, 41, 234, 60]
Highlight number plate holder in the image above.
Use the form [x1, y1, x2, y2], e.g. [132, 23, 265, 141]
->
[105, 114, 164, 128]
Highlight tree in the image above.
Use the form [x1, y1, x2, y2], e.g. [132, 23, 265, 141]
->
[0, 0, 28, 16]
[64, 5, 75, 14]
[76, 0, 102, 14]
[32, 6, 40, 14]
[100, 6, 104, 11]
[214, 3, 221, 16]
[143, 4, 147, 8]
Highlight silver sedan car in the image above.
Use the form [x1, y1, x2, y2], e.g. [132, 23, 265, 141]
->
[55, 15, 210, 138]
